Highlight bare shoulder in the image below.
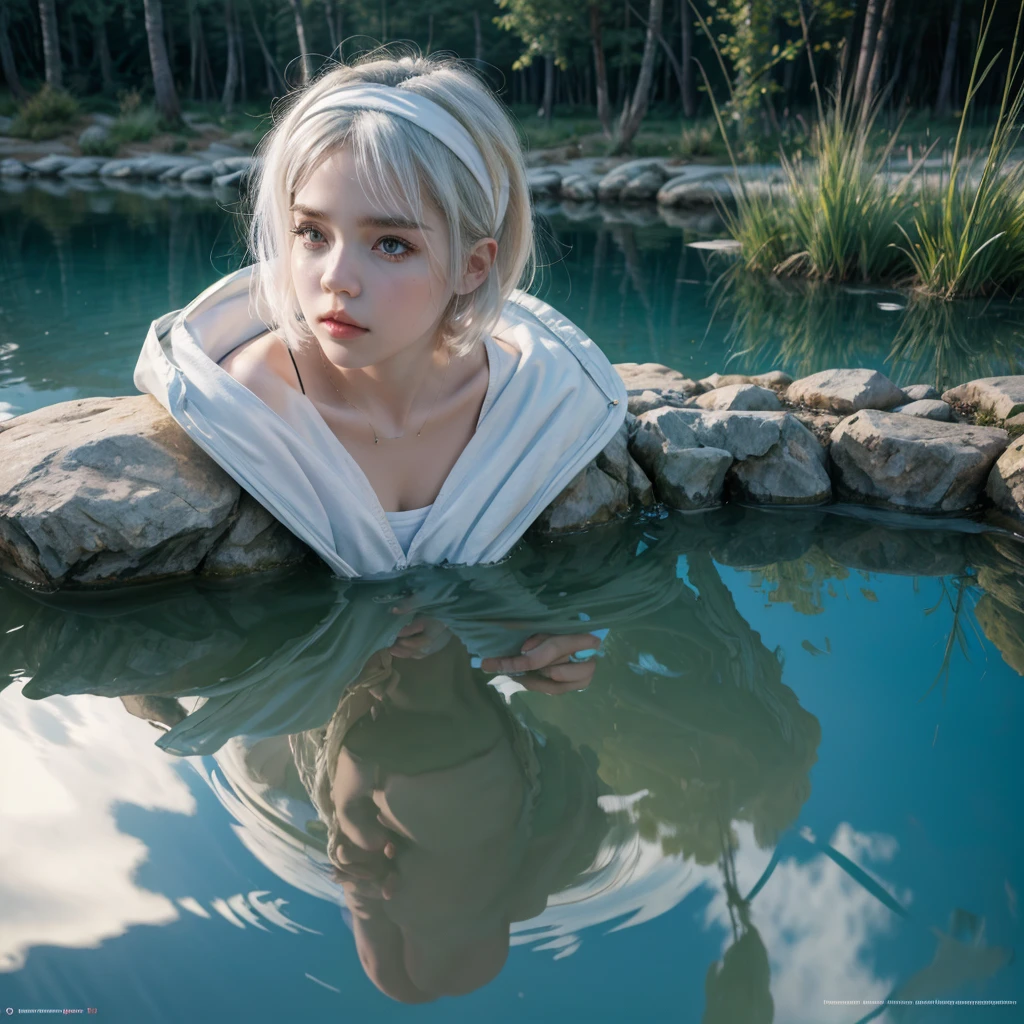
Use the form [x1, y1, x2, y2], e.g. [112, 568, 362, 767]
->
[218, 331, 302, 401]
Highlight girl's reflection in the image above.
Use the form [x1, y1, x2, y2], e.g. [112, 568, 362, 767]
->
[287, 627, 605, 1002]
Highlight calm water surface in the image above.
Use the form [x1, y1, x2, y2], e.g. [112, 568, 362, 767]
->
[0, 182, 1022, 1022]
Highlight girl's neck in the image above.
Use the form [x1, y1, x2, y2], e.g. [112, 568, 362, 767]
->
[324, 337, 457, 429]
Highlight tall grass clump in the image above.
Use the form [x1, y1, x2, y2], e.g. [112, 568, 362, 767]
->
[901, 1, 1024, 299]
[773, 95, 922, 282]
[10, 85, 80, 140]
[108, 89, 162, 145]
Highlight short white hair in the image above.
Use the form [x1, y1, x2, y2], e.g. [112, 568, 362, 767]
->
[247, 50, 535, 358]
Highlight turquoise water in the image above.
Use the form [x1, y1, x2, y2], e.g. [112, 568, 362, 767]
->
[1, 182, 1023, 1022]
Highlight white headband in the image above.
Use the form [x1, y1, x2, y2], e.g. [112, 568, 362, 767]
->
[303, 83, 510, 232]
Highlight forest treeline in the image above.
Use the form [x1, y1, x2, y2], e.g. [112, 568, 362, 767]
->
[0, 0, 1020, 151]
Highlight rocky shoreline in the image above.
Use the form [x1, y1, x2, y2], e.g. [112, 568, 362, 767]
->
[0, 365, 1021, 590]
[0, 148, 758, 211]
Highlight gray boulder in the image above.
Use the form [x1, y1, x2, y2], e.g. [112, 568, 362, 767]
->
[59, 157, 107, 177]
[653, 408, 829, 504]
[77, 124, 111, 150]
[830, 410, 1008, 512]
[786, 368, 905, 415]
[158, 158, 204, 181]
[986, 440, 1024, 521]
[942, 376, 1024, 425]
[98, 158, 137, 177]
[27, 154, 74, 175]
[595, 420, 655, 508]
[203, 492, 310, 574]
[559, 173, 598, 201]
[619, 167, 668, 202]
[726, 415, 831, 505]
[211, 156, 252, 175]
[0, 396, 307, 588]
[901, 384, 940, 402]
[790, 409, 841, 446]
[891, 399, 953, 421]
[527, 168, 562, 197]
[699, 370, 792, 391]
[693, 383, 782, 412]
[597, 159, 668, 202]
[614, 361, 703, 397]
[630, 408, 732, 509]
[627, 388, 694, 416]
[136, 155, 191, 179]
[655, 178, 736, 207]
[530, 461, 629, 534]
[180, 164, 217, 183]
[214, 169, 247, 188]
[0, 158, 28, 177]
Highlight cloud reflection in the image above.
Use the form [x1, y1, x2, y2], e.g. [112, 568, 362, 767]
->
[0, 682, 195, 972]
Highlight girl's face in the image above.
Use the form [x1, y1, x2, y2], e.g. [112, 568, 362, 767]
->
[289, 146, 453, 367]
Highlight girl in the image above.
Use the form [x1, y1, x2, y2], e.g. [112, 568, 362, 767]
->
[135, 51, 626, 579]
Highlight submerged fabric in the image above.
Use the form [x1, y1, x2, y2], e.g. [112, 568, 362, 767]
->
[134, 264, 627, 578]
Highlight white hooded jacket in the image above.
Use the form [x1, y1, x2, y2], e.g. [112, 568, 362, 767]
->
[134, 265, 627, 578]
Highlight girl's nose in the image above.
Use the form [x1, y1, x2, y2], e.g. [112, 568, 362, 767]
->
[321, 242, 361, 297]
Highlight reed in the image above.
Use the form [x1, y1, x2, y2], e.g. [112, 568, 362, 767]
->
[703, 0, 1024, 297]
[900, 2, 1024, 299]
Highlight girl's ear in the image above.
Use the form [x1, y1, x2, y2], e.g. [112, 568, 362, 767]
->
[455, 238, 498, 295]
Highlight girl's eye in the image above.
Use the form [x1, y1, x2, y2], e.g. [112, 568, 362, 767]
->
[291, 223, 326, 247]
[376, 236, 413, 260]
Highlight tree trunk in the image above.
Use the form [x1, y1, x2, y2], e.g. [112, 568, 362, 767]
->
[67, 10, 80, 72]
[540, 52, 554, 121]
[613, 0, 664, 153]
[38, 0, 62, 90]
[680, 0, 694, 117]
[235, 2, 247, 103]
[189, 1, 199, 100]
[222, 0, 239, 113]
[143, 0, 181, 123]
[852, 0, 880, 109]
[473, 10, 482, 65]
[935, 0, 962, 116]
[590, 4, 611, 137]
[92, 16, 115, 95]
[246, 1, 286, 95]
[323, 0, 337, 52]
[900, 18, 925, 108]
[0, 5, 27, 100]
[863, 0, 896, 112]
[288, 0, 309, 85]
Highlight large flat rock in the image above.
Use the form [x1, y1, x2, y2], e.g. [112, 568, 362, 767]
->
[0, 396, 306, 587]
[786, 368, 905, 415]
[614, 361, 702, 397]
[830, 410, 1008, 512]
[693, 383, 781, 412]
[943, 376, 1024, 424]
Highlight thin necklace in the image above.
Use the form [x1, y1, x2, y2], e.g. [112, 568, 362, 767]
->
[317, 344, 454, 444]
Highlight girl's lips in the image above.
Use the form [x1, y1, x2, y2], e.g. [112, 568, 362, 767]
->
[320, 318, 369, 340]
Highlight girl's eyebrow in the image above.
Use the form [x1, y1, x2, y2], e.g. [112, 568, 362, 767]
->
[289, 204, 429, 232]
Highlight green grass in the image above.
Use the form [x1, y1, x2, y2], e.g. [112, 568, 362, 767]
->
[713, 0, 1024, 299]
[899, 2, 1024, 299]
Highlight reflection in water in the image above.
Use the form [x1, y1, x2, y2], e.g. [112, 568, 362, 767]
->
[714, 267, 1024, 390]
[1, 510, 1018, 1015]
